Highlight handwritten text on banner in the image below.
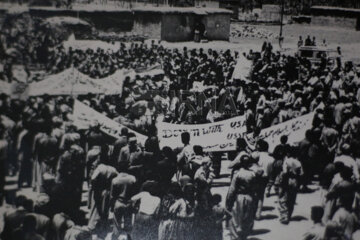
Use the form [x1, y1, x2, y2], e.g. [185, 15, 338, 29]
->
[157, 115, 247, 152]
[157, 112, 314, 152]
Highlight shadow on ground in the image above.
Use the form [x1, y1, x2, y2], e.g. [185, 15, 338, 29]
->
[250, 228, 271, 236]
[291, 215, 308, 221]
[260, 214, 278, 220]
[262, 206, 275, 211]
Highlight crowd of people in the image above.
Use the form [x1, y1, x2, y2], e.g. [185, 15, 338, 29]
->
[0, 93, 228, 240]
[1, 83, 360, 240]
[0, 12, 74, 83]
[42, 37, 354, 135]
[48, 40, 237, 82]
[46, 42, 241, 134]
[1, 17, 360, 239]
[47, 42, 162, 79]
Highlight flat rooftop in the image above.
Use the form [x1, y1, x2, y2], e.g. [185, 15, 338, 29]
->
[311, 5, 360, 14]
[0, 4, 232, 15]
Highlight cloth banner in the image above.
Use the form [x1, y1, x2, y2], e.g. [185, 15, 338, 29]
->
[157, 112, 315, 152]
[28, 67, 164, 96]
[157, 115, 247, 152]
[244, 112, 315, 152]
[73, 100, 147, 146]
[100, 69, 126, 95]
[28, 68, 107, 96]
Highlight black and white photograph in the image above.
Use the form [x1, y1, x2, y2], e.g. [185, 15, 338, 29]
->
[1, 0, 360, 239]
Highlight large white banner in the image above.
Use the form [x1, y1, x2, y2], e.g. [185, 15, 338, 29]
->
[28, 67, 164, 97]
[157, 115, 247, 152]
[73, 98, 314, 153]
[157, 112, 315, 152]
[243, 112, 315, 152]
[73, 100, 147, 145]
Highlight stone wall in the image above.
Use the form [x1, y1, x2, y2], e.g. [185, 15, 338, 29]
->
[309, 7, 360, 30]
[311, 15, 357, 29]
[133, 12, 162, 39]
[202, 13, 230, 40]
[260, 4, 280, 23]
[161, 13, 195, 42]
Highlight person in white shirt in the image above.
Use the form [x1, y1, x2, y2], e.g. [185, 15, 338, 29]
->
[278, 147, 303, 224]
[334, 144, 360, 182]
[177, 132, 194, 180]
[254, 139, 274, 220]
[131, 181, 161, 240]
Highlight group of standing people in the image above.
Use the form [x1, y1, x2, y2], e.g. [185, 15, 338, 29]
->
[0, 91, 230, 240]
[226, 136, 303, 240]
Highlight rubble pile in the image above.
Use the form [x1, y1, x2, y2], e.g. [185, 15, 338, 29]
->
[230, 25, 277, 39]
[97, 31, 147, 42]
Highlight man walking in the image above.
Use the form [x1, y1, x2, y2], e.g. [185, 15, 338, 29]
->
[110, 166, 137, 240]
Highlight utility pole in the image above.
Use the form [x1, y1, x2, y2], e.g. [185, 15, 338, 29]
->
[279, 0, 284, 48]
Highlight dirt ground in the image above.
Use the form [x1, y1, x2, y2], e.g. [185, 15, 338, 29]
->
[1, 159, 322, 240]
[212, 160, 321, 240]
[163, 22, 360, 63]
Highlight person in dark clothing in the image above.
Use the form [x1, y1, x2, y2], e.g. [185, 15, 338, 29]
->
[305, 35, 312, 46]
[298, 130, 313, 192]
[0, 123, 8, 204]
[1, 196, 33, 240]
[229, 138, 249, 180]
[88, 163, 118, 240]
[55, 145, 85, 218]
[158, 182, 182, 240]
[3, 57, 13, 83]
[12, 215, 45, 240]
[17, 120, 36, 188]
[25, 212, 51, 239]
[325, 165, 355, 222]
[308, 129, 326, 182]
[267, 135, 289, 196]
[111, 128, 128, 169]
[302, 206, 326, 240]
[226, 155, 262, 240]
[156, 147, 177, 189]
[194, 21, 206, 42]
[209, 194, 231, 240]
[110, 166, 137, 240]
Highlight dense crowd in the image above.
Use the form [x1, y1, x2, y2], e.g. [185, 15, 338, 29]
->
[1, 25, 360, 240]
[1, 87, 360, 240]
[48, 41, 237, 82]
[0, 12, 86, 83]
[41, 38, 351, 134]
[45, 43, 240, 133]
[54, 39, 357, 137]
[47, 42, 162, 79]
